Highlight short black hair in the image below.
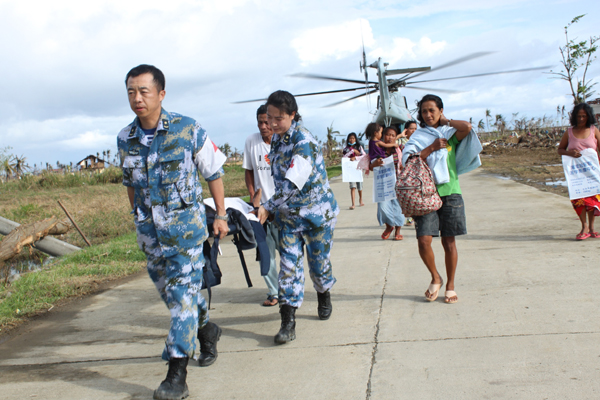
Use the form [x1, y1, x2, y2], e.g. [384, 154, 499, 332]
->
[405, 120, 417, 129]
[266, 90, 302, 121]
[383, 125, 399, 136]
[417, 94, 444, 128]
[256, 104, 268, 119]
[125, 64, 165, 92]
[570, 103, 597, 127]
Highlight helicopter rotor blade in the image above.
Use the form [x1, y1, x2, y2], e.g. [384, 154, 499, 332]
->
[407, 65, 552, 85]
[324, 88, 379, 108]
[386, 66, 431, 76]
[402, 86, 463, 94]
[405, 51, 495, 80]
[232, 86, 377, 104]
[231, 97, 268, 104]
[290, 73, 378, 85]
[294, 86, 378, 97]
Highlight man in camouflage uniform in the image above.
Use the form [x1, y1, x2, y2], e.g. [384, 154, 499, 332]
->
[257, 90, 339, 345]
[118, 64, 228, 400]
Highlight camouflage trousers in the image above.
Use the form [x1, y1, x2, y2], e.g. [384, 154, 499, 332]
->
[278, 222, 336, 308]
[146, 250, 209, 361]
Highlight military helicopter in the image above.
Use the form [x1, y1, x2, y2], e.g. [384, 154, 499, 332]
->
[235, 50, 549, 127]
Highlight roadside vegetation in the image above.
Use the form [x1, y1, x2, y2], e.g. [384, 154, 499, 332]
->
[0, 160, 341, 334]
[0, 232, 146, 332]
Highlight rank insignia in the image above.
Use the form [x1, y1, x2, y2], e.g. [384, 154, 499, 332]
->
[283, 134, 290, 144]
[128, 126, 136, 138]
[162, 119, 169, 130]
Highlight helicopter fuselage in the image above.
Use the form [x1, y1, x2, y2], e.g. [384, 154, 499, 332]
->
[371, 58, 413, 126]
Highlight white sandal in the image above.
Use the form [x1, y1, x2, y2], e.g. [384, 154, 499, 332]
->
[425, 279, 443, 302]
[444, 290, 458, 304]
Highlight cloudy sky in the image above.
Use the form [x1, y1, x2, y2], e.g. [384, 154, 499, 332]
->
[0, 0, 597, 167]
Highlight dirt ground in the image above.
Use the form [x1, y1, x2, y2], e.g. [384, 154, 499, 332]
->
[479, 134, 568, 197]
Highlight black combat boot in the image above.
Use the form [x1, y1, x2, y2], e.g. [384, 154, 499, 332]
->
[274, 304, 296, 345]
[197, 321, 222, 367]
[153, 357, 189, 400]
[317, 290, 332, 320]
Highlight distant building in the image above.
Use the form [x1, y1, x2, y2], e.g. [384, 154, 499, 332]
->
[77, 155, 106, 172]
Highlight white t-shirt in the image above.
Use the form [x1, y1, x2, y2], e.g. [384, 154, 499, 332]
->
[243, 132, 275, 204]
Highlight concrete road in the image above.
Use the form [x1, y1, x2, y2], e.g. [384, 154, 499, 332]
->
[1, 170, 599, 400]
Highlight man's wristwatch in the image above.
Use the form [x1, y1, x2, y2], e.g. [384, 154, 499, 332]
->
[215, 214, 229, 221]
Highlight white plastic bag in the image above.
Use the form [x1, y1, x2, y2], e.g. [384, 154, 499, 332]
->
[562, 148, 600, 200]
[341, 158, 363, 183]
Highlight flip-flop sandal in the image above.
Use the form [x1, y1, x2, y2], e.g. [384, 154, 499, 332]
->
[262, 296, 278, 307]
[576, 232, 591, 240]
[425, 279, 443, 302]
[394, 234, 403, 240]
[444, 290, 458, 304]
[381, 227, 393, 240]
[590, 231, 600, 238]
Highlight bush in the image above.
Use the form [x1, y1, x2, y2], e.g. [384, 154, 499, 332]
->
[1, 167, 124, 191]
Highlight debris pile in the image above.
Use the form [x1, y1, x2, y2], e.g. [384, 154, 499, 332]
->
[481, 130, 564, 151]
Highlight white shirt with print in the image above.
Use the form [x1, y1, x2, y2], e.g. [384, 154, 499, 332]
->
[243, 132, 275, 204]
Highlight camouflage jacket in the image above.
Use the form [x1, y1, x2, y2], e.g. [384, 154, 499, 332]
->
[263, 120, 339, 232]
[117, 108, 225, 258]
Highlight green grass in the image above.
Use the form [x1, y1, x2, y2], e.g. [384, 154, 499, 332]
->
[326, 165, 342, 179]
[5, 167, 124, 191]
[0, 232, 146, 331]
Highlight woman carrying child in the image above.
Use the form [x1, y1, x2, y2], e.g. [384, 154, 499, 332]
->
[342, 132, 366, 209]
[365, 122, 404, 240]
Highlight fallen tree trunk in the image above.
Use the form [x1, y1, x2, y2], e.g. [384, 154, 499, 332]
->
[0, 217, 60, 262]
[48, 218, 72, 235]
[0, 216, 80, 257]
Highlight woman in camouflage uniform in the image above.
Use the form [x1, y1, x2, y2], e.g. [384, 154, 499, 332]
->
[257, 90, 339, 344]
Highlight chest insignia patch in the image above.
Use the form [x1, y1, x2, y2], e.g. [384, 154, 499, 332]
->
[128, 149, 140, 156]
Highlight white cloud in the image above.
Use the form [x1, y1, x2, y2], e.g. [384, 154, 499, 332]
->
[367, 37, 446, 69]
[292, 19, 375, 65]
[0, 0, 596, 165]
[59, 130, 116, 151]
